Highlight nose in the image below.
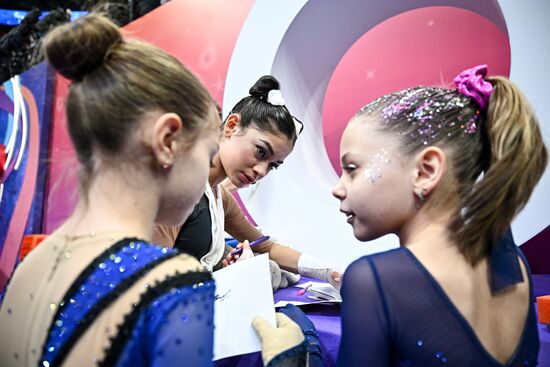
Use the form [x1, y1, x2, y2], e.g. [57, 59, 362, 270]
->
[253, 162, 270, 180]
[332, 179, 346, 200]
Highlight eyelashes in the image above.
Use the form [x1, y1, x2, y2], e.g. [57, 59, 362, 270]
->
[256, 146, 267, 158]
[342, 164, 358, 173]
[256, 145, 280, 171]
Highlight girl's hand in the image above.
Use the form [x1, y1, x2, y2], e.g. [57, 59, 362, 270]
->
[329, 270, 342, 291]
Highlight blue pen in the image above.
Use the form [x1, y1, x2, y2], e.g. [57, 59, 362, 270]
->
[230, 235, 270, 256]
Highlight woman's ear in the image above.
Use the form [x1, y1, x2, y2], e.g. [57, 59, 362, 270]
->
[151, 112, 183, 168]
[412, 146, 447, 199]
[223, 113, 241, 139]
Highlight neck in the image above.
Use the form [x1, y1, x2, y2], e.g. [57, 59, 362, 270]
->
[399, 210, 485, 278]
[398, 210, 461, 259]
[208, 153, 227, 187]
[58, 168, 159, 241]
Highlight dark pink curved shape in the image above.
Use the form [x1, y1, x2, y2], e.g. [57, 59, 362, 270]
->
[322, 7, 511, 176]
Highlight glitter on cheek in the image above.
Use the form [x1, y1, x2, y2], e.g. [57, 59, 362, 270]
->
[363, 168, 378, 183]
[363, 149, 392, 184]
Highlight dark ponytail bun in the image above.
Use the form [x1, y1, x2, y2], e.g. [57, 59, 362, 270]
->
[43, 13, 122, 81]
[249, 75, 281, 99]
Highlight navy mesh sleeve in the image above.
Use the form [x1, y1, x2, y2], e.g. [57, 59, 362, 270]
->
[116, 282, 215, 367]
[150, 284, 214, 367]
[337, 256, 391, 366]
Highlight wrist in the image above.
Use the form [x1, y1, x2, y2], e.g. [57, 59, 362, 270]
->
[297, 253, 337, 283]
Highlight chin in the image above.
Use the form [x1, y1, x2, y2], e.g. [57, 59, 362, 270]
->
[229, 174, 247, 188]
[353, 230, 371, 242]
[353, 225, 379, 242]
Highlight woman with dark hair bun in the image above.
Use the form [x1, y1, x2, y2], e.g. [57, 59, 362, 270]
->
[153, 75, 342, 290]
[0, 13, 220, 366]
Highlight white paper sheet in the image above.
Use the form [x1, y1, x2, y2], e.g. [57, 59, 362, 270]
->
[296, 281, 342, 301]
[212, 253, 275, 360]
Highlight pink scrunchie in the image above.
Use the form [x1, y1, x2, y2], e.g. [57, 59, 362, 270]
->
[453, 64, 493, 110]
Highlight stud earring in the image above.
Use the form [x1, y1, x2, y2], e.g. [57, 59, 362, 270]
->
[417, 188, 427, 202]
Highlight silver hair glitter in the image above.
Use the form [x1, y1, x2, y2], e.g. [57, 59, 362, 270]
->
[357, 87, 481, 146]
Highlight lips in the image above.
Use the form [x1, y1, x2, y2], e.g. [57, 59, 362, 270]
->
[240, 172, 255, 184]
[340, 209, 355, 224]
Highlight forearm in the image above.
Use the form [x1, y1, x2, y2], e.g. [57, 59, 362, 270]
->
[262, 242, 340, 286]
[265, 243, 301, 273]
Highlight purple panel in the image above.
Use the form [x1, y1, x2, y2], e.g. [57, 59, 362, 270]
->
[523, 226, 550, 274]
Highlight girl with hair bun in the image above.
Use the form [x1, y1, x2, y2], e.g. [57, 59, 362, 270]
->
[0, 13, 220, 366]
[254, 65, 547, 366]
[154, 75, 342, 290]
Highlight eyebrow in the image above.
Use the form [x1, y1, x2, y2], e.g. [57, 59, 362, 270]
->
[259, 139, 284, 165]
[341, 152, 350, 165]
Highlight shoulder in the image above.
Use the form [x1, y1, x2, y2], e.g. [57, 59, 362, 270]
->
[347, 247, 408, 276]
[132, 241, 207, 275]
[152, 224, 182, 247]
[343, 248, 411, 294]
[99, 244, 214, 366]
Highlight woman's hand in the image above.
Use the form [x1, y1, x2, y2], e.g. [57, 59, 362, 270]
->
[222, 240, 253, 267]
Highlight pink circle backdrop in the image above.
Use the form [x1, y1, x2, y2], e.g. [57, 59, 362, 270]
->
[322, 6, 510, 176]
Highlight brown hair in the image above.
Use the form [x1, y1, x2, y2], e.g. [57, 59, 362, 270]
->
[358, 78, 547, 264]
[42, 13, 212, 193]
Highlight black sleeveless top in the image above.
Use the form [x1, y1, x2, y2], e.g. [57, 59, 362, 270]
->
[173, 194, 213, 260]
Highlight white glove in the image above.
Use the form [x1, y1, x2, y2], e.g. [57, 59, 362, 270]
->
[252, 313, 305, 366]
[298, 253, 342, 291]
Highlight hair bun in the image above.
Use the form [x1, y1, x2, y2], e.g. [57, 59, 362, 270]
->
[249, 75, 281, 99]
[43, 13, 122, 81]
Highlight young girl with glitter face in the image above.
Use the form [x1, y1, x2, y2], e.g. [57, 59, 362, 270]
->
[154, 76, 342, 290]
[0, 14, 220, 366]
[253, 65, 547, 366]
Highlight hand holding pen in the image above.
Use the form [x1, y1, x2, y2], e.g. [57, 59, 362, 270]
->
[222, 235, 270, 267]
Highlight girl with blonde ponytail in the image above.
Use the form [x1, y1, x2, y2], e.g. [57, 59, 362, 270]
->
[254, 65, 547, 366]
